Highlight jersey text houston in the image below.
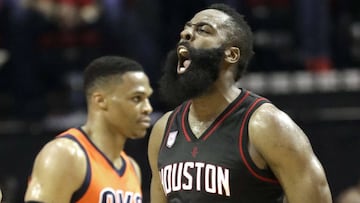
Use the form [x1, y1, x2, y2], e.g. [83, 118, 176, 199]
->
[160, 162, 230, 196]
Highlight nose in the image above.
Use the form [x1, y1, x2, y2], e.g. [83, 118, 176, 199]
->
[180, 28, 193, 41]
[142, 99, 153, 115]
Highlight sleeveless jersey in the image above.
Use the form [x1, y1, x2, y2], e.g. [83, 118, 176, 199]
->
[158, 89, 284, 203]
[58, 128, 142, 203]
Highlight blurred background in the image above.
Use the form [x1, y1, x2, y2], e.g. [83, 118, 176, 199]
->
[0, 0, 359, 202]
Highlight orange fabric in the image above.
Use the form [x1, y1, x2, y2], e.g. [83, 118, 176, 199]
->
[58, 128, 142, 203]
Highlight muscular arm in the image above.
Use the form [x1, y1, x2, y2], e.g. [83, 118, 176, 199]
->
[24, 138, 86, 203]
[249, 103, 332, 203]
[148, 112, 172, 203]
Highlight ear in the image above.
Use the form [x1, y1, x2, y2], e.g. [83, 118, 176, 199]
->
[92, 92, 107, 110]
[224, 47, 240, 64]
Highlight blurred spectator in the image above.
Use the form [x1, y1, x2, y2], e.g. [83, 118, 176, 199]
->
[330, 0, 353, 68]
[336, 179, 360, 203]
[0, 0, 164, 122]
[241, 0, 297, 71]
[0, 0, 12, 119]
[1, 0, 359, 122]
[294, 0, 333, 72]
[7, 0, 103, 120]
[98, 0, 163, 112]
[239, 0, 334, 72]
[0, 175, 19, 203]
[99, 0, 161, 82]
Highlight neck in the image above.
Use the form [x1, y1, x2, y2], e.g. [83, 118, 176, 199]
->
[190, 84, 241, 121]
[82, 119, 126, 161]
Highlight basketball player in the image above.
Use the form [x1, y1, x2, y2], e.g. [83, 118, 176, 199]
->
[148, 3, 332, 203]
[25, 56, 153, 203]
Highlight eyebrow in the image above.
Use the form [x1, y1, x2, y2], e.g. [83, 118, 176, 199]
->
[185, 21, 212, 28]
[133, 89, 153, 96]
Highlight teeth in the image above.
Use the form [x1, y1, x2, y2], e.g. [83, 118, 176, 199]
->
[177, 46, 191, 74]
[179, 48, 187, 55]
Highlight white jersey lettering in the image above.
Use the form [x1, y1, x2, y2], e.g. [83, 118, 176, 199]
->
[182, 162, 194, 190]
[205, 164, 216, 193]
[171, 162, 183, 191]
[100, 188, 142, 203]
[160, 162, 230, 197]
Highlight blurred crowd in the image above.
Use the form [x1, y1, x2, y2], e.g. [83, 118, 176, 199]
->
[0, 0, 163, 122]
[0, 0, 360, 122]
[0, 1, 360, 203]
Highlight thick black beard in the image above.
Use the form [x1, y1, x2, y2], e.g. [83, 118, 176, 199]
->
[159, 45, 225, 107]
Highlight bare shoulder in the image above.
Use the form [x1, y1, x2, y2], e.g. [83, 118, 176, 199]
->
[250, 103, 299, 134]
[248, 102, 316, 171]
[148, 111, 172, 169]
[151, 111, 173, 135]
[34, 138, 87, 174]
[148, 111, 173, 148]
[249, 103, 332, 202]
[25, 137, 87, 201]
[249, 103, 310, 150]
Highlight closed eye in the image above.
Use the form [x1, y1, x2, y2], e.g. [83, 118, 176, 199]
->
[197, 26, 211, 34]
[185, 22, 213, 34]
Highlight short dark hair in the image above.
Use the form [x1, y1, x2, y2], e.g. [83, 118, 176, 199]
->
[83, 56, 144, 98]
[208, 3, 254, 80]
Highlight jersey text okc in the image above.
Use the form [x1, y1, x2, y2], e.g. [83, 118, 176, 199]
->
[100, 188, 142, 203]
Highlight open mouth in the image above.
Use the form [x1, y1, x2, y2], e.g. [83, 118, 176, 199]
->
[177, 45, 191, 74]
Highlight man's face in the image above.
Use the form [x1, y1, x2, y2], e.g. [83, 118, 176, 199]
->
[103, 72, 153, 139]
[159, 9, 232, 107]
[159, 43, 225, 107]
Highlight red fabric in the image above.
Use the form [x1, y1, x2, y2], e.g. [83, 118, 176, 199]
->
[305, 57, 333, 73]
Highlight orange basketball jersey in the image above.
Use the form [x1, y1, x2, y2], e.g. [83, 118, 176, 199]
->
[58, 128, 142, 203]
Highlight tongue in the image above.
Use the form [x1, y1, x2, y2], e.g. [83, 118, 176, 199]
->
[183, 60, 191, 68]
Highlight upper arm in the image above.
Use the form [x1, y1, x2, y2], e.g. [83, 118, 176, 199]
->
[24, 138, 87, 203]
[249, 103, 332, 203]
[147, 111, 172, 203]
